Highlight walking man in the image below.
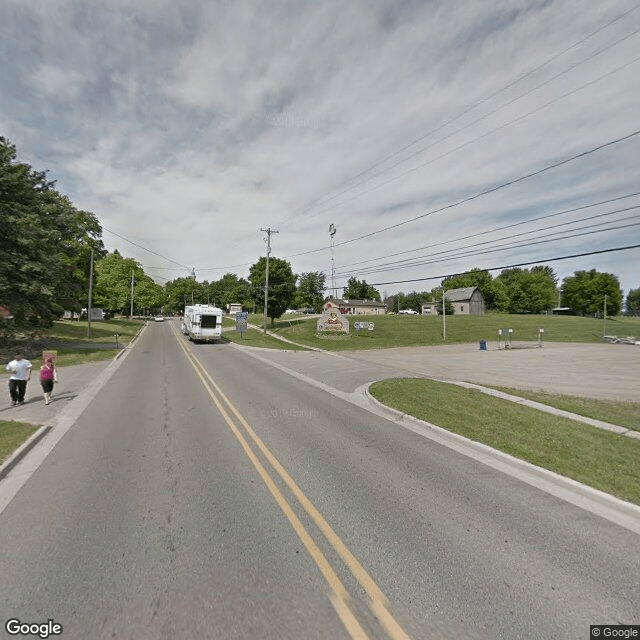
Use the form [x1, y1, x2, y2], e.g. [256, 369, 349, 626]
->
[6, 352, 32, 405]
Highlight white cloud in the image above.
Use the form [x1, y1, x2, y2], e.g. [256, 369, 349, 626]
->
[1, 0, 638, 295]
[30, 65, 86, 100]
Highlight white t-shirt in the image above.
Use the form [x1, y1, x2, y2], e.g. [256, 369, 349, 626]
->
[6, 358, 32, 380]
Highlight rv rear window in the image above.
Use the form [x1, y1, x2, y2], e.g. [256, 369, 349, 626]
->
[201, 315, 218, 329]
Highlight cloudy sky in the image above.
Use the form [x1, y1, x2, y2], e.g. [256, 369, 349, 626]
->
[2, 0, 639, 300]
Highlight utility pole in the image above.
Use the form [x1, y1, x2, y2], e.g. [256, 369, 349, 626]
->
[442, 288, 446, 342]
[329, 224, 337, 300]
[261, 227, 278, 334]
[603, 294, 607, 337]
[87, 249, 94, 338]
[130, 270, 135, 320]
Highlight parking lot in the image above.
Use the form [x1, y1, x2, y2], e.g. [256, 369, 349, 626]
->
[345, 341, 640, 402]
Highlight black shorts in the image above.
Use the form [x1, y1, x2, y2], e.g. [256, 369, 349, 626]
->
[41, 379, 54, 393]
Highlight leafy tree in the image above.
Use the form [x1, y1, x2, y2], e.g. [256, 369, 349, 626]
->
[93, 252, 148, 314]
[442, 268, 499, 309]
[625, 288, 640, 315]
[407, 291, 432, 313]
[494, 267, 557, 313]
[165, 276, 206, 313]
[0, 137, 104, 332]
[249, 256, 297, 324]
[207, 273, 252, 310]
[562, 269, 622, 316]
[387, 290, 431, 313]
[296, 271, 326, 311]
[42, 190, 105, 313]
[431, 288, 455, 315]
[342, 277, 380, 301]
[134, 275, 165, 314]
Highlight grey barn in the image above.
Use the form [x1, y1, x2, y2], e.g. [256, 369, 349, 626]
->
[422, 287, 485, 315]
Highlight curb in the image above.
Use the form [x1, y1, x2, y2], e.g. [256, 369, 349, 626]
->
[432, 378, 640, 440]
[362, 384, 640, 535]
[115, 322, 146, 360]
[0, 424, 52, 481]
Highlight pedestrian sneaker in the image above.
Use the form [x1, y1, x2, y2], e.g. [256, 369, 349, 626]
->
[11, 401, 16, 406]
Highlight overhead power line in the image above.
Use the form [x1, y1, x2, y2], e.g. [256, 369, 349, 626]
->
[359, 244, 640, 287]
[323, 52, 640, 216]
[286, 3, 640, 221]
[334, 192, 640, 272]
[283, 129, 640, 261]
[334, 219, 640, 278]
[102, 226, 190, 270]
[332, 129, 640, 248]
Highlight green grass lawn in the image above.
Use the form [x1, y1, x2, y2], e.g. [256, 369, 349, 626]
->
[6, 318, 145, 369]
[48, 318, 144, 342]
[221, 326, 309, 350]
[249, 312, 640, 351]
[369, 378, 640, 505]
[490, 387, 640, 431]
[0, 420, 39, 464]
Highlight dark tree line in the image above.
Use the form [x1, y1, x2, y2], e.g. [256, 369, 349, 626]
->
[386, 266, 626, 316]
[1, 137, 105, 334]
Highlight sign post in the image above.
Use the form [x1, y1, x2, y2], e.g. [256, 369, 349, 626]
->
[235, 311, 249, 338]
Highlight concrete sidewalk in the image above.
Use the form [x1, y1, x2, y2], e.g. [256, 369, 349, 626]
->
[1, 360, 113, 427]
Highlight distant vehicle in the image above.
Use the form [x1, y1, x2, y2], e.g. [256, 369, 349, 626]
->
[182, 304, 223, 342]
[398, 309, 418, 315]
[154, 315, 164, 322]
[284, 309, 297, 314]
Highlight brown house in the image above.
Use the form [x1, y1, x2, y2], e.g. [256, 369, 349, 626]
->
[324, 299, 386, 315]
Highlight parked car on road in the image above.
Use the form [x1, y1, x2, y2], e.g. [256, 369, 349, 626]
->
[398, 309, 418, 315]
[155, 315, 164, 322]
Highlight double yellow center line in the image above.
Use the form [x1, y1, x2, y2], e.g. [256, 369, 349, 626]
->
[173, 327, 412, 640]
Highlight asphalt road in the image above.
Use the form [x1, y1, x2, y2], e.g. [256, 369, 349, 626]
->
[0, 320, 638, 639]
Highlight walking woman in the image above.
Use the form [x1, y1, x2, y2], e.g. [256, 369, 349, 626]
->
[39, 357, 58, 405]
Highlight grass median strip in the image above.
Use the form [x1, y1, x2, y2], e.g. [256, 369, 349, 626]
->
[221, 328, 309, 350]
[488, 386, 640, 431]
[369, 378, 640, 506]
[0, 420, 40, 465]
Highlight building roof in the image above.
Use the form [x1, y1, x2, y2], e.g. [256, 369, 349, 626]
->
[327, 299, 385, 307]
[444, 287, 481, 302]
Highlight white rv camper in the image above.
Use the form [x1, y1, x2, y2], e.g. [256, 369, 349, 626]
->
[181, 304, 223, 342]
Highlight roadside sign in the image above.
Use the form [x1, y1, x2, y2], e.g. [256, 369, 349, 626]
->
[235, 311, 248, 336]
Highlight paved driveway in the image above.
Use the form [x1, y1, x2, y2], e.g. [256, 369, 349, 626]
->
[343, 342, 639, 402]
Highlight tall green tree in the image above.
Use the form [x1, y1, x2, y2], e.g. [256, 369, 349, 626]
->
[207, 273, 252, 310]
[494, 267, 557, 313]
[42, 190, 105, 313]
[165, 276, 205, 313]
[295, 271, 326, 311]
[562, 269, 622, 316]
[93, 252, 148, 314]
[430, 287, 455, 315]
[0, 137, 104, 331]
[342, 277, 381, 301]
[625, 288, 640, 315]
[441, 268, 499, 309]
[249, 256, 297, 324]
